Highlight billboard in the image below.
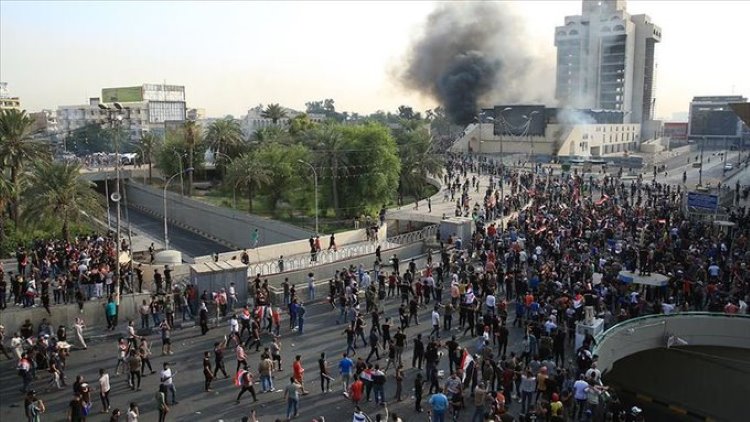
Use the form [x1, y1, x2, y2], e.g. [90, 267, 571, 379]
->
[689, 107, 740, 137]
[493, 105, 547, 137]
[101, 87, 143, 103]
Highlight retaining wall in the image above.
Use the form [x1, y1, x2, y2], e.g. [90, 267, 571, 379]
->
[125, 181, 312, 250]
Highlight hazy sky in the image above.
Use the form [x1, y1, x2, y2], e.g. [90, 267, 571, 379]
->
[1, 1, 748, 120]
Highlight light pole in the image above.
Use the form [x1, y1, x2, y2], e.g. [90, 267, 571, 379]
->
[99, 102, 129, 306]
[699, 136, 706, 187]
[164, 167, 194, 251]
[298, 159, 318, 235]
[523, 111, 540, 178]
[173, 151, 186, 195]
[498, 107, 512, 199]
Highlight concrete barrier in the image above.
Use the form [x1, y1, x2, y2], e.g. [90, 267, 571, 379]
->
[124, 181, 312, 250]
[0, 293, 153, 334]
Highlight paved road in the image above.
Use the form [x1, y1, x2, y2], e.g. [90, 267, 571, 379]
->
[0, 256, 548, 422]
[122, 207, 232, 260]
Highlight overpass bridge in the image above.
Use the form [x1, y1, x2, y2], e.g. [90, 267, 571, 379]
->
[593, 313, 750, 421]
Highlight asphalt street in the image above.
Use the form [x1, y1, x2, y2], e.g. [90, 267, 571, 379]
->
[121, 207, 232, 260]
[0, 256, 554, 422]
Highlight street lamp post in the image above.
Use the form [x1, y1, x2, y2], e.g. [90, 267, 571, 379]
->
[164, 168, 194, 251]
[298, 159, 318, 235]
[498, 107, 513, 199]
[522, 111, 540, 175]
[99, 102, 129, 306]
[699, 136, 706, 187]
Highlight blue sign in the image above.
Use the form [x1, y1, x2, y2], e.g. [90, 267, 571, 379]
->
[687, 192, 718, 211]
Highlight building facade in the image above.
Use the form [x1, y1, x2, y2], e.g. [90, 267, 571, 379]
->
[451, 105, 641, 162]
[554, 0, 661, 125]
[57, 83, 189, 144]
[0, 82, 21, 110]
[688, 95, 748, 147]
[57, 98, 151, 144]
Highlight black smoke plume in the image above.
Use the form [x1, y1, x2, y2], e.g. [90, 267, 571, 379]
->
[401, 3, 553, 125]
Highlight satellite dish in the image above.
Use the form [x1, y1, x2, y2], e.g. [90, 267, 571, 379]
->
[110, 192, 121, 202]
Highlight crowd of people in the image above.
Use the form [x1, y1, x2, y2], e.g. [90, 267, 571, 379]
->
[2, 152, 749, 422]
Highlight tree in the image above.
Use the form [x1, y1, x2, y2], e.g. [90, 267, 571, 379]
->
[205, 117, 244, 158]
[261, 103, 287, 125]
[395, 126, 443, 198]
[138, 132, 160, 184]
[398, 105, 416, 120]
[310, 124, 351, 217]
[155, 128, 205, 186]
[64, 123, 116, 155]
[252, 126, 292, 145]
[0, 109, 50, 224]
[225, 152, 271, 213]
[255, 143, 309, 213]
[23, 161, 103, 241]
[288, 113, 316, 137]
[338, 123, 400, 216]
[183, 120, 202, 196]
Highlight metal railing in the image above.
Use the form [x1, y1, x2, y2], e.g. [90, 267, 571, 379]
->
[387, 224, 439, 245]
[245, 225, 439, 276]
[247, 241, 390, 276]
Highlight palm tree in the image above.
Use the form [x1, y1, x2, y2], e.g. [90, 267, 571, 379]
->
[139, 132, 159, 184]
[225, 152, 271, 213]
[183, 120, 202, 196]
[0, 109, 50, 223]
[205, 117, 244, 157]
[0, 171, 13, 249]
[23, 161, 102, 241]
[311, 124, 350, 218]
[261, 103, 287, 125]
[397, 127, 443, 198]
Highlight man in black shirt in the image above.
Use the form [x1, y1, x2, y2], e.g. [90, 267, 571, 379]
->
[393, 328, 406, 364]
[380, 318, 391, 349]
[412, 334, 425, 369]
[67, 393, 85, 422]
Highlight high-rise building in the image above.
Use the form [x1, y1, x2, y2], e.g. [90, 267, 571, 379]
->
[554, 0, 661, 125]
[0, 82, 21, 110]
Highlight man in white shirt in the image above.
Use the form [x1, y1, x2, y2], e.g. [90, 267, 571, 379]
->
[126, 402, 139, 422]
[585, 362, 601, 384]
[160, 362, 177, 405]
[485, 293, 496, 315]
[228, 283, 237, 311]
[429, 306, 441, 339]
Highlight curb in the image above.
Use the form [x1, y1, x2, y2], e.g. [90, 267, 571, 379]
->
[624, 389, 713, 421]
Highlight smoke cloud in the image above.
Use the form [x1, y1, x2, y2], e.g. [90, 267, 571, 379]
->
[400, 3, 554, 125]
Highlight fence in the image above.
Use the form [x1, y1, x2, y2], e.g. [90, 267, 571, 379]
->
[245, 224, 439, 276]
[247, 241, 388, 276]
[387, 224, 439, 245]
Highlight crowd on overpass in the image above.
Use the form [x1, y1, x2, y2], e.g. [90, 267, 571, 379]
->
[2, 152, 749, 422]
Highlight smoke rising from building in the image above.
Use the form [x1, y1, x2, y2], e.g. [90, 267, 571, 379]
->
[400, 3, 554, 125]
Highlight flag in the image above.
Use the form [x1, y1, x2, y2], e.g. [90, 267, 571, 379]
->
[234, 369, 247, 387]
[460, 349, 474, 383]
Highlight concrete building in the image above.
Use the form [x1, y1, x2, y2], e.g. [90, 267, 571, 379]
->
[450, 105, 641, 164]
[554, 0, 661, 127]
[57, 83, 189, 143]
[688, 95, 749, 147]
[0, 82, 21, 110]
[28, 109, 58, 134]
[57, 97, 151, 144]
[240, 105, 325, 138]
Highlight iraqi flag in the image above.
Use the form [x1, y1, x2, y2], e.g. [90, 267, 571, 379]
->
[460, 349, 475, 383]
[234, 369, 247, 387]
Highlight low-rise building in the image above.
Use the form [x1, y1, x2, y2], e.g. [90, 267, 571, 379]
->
[0, 82, 21, 110]
[451, 105, 641, 162]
